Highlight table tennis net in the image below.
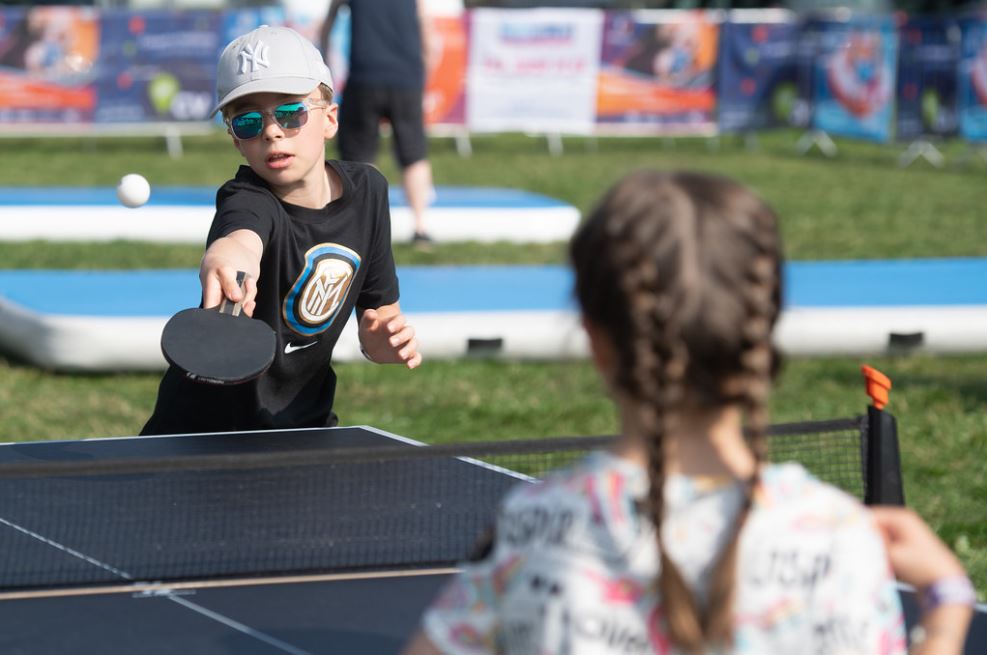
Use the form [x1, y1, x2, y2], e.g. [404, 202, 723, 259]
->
[0, 417, 877, 592]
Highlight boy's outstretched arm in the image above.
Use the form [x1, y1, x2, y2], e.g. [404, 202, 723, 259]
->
[199, 229, 264, 316]
[358, 303, 422, 369]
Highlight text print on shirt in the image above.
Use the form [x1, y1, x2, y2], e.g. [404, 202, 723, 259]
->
[283, 243, 361, 336]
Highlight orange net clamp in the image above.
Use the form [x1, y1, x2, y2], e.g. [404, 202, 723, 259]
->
[861, 365, 892, 410]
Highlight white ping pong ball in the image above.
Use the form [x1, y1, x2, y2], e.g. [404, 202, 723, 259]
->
[116, 173, 151, 208]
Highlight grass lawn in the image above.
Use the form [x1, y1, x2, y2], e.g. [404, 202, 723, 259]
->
[0, 130, 984, 595]
[1, 129, 985, 261]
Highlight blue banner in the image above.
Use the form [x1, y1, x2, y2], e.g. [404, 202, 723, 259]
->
[95, 10, 219, 123]
[958, 18, 987, 142]
[218, 6, 286, 51]
[896, 17, 960, 140]
[789, 16, 828, 129]
[717, 18, 798, 132]
[812, 16, 898, 143]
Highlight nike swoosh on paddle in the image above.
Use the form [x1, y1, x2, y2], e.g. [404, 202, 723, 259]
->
[284, 341, 318, 354]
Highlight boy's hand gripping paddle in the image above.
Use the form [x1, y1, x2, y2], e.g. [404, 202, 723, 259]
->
[161, 271, 276, 385]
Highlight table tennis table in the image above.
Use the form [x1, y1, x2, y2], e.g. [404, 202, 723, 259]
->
[0, 425, 984, 654]
[0, 426, 545, 654]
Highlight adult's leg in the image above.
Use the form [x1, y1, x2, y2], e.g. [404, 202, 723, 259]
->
[387, 87, 432, 242]
[402, 158, 433, 239]
[337, 84, 382, 163]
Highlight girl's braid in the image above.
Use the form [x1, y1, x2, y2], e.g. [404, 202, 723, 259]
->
[704, 203, 782, 646]
[607, 179, 706, 653]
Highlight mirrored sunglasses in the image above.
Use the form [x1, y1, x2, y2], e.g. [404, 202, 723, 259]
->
[227, 100, 326, 140]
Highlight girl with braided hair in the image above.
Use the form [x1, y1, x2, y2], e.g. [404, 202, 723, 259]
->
[404, 170, 932, 654]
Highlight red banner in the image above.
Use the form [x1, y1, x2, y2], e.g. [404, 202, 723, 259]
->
[0, 7, 98, 122]
[424, 14, 467, 126]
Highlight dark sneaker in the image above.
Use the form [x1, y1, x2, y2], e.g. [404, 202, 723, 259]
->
[412, 232, 434, 250]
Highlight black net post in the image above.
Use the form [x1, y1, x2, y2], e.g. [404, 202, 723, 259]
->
[861, 365, 906, 506]
[864, 404, 905, 506]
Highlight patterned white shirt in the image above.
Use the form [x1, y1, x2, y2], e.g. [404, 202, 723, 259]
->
[423, 451, 906, 654]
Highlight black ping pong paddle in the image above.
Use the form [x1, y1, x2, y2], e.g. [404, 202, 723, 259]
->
[161, 271, 276, 385]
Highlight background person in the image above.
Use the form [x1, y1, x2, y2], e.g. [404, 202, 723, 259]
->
[321, 0, 436, 248]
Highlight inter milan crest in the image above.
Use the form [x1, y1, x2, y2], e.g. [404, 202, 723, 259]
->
[283, 244, 361, 336]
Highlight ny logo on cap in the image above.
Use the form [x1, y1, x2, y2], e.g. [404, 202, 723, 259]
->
[238, 41, 270, 74]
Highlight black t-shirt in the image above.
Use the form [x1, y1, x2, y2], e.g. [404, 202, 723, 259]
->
[346, 0, 424, 90]
[141, 161, 399, 435]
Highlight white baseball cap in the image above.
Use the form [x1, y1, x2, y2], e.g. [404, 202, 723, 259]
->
[212, 25, 333, 116]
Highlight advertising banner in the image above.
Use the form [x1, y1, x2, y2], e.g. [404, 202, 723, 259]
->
[717, 11, 798, 132]
[958, 18, 987, 142]
[279, 0, 328, 48]
[320, 6, 468, 125]
[0, 7, 98, 124]
[789, 17, 827, 130]
[317, 8, 464, 126]
[812, 16, 898, 143]
[466, 8, 603, 134]
[425, 13, 467, 126]
[220, 7, 286, 49]
[96, 10, 220, 124]
[597, 10, 719, 133]
[896, 17, 960, 140]
[320, 7, 349, 100]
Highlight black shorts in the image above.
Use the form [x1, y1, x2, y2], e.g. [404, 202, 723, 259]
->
[337, 84, 427, 168]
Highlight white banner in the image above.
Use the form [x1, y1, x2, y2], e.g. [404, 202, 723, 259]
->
[466, 8, 603, 134]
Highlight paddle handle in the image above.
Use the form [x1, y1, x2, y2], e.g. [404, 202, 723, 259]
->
[218, 271, 247, 317]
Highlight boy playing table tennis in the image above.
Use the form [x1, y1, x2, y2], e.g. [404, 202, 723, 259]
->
[142, 25, 420, 435]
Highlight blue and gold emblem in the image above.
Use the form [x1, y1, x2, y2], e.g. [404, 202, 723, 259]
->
[283, 244, 361, 336]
